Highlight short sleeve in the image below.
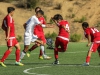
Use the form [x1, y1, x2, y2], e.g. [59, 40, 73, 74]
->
[7, 16, 12, 27]
[85, 29, 91, 35]
[26, 17, 33, 25]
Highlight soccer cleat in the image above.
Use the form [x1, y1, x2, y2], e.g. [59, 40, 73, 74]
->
[39, 56, 43, 60]
[82, 62, 89, 66]
[15, 62, 24, 66]
[26, 51, 31, 57]
[0, 62, 7, 67]
[53, 60, 59, 64]
[43, 55, 52, 60]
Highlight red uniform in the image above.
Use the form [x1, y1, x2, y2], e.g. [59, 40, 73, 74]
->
[55, 20, 69, 51]
[84, 27, 100, 52]
[34, 16, 46, 43]
[2, 15, 18, 46]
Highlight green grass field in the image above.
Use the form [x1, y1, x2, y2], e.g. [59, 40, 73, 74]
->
[0, 42, 100, 75]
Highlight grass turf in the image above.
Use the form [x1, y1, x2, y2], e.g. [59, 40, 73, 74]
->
[0, 42, 100, 75]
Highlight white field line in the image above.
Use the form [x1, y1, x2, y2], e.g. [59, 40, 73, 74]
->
[0, 51, 87, 56]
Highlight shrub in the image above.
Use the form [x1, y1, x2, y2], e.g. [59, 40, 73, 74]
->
[70, 34, 81, 42]
[45, 32, 57, 40]
[17, 35, 23, 42]
[74, 16, 87, 23]
[49, 19, 54, 24]
[27, 0, 39, 9]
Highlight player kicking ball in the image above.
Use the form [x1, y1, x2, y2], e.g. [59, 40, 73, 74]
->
[82, 22, 100, 66]
[52, 14, 70, 64]
[26, 7, 53, 60]
[0, 7, 24, 67]
[20, 10, 48, 61]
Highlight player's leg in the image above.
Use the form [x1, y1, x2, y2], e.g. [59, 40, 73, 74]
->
[20, 36, 31, 60]
[0, 39, 14, 67]
[57, 38, 68, 52]
[14, 42, 24, 66]
[83, 43, 98, 66]
[97, 45, 100, 57]
[53, 37, 60, 64]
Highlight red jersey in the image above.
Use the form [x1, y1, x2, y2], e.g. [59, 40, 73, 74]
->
[34, 16, 46, 34]
[2, 15, 15, 37]
[58, 20, 69, 39]
[84, 27, 100, 42]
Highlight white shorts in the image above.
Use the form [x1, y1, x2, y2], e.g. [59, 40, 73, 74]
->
[24, 33, 38, 45]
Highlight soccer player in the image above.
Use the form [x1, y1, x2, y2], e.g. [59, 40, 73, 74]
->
[82, 22, 100, 66]
[52, 14, 70, 64]
[0, 7, 24, 67]
[26, 7, 52, 59]
[20, 10, 45, 61]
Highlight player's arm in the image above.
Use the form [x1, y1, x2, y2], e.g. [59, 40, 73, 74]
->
[87, 34, 91, 47]
[62, 25, 70, 33]
[23, 23, 27, 30]
[41, 24, 54, 28]
[5, 26, 10, 41]
[51, 17, 59, 27]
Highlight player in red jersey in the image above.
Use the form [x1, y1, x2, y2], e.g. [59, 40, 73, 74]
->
[0, 7, 24, 67]
[26, 7, 52, 59]
[82, 22, 100, 66]
[52, 14, 70, 64]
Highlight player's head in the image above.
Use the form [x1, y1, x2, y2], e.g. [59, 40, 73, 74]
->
[82, 22, 89, 30]
[7, 7, 15, 16]
[53, 14, 63, 22]
[35, 7, 41, 13]
[36, 10, 44, 18]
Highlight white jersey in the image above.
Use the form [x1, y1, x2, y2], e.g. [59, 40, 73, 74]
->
[25, 15, 41, 36]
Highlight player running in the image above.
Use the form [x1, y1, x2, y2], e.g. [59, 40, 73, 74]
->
[82, 22, 100, 66]
[0, 7, 24, 67]
[26, 7, 52, 60]
[52, 14, 70, 64]
[20, 10, 47, 61]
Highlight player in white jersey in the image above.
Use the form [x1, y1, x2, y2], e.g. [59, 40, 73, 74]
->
[20, 10, 44, 61]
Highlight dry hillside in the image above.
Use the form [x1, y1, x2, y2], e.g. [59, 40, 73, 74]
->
[0, 0, 100, 44]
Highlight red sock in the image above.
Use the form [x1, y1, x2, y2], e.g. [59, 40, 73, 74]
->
[29, 44, 38, 51]
[1, 50, 11, 62]
[54, 48, 58, 59]
[15, 49, 20, 62]
[86, 56, 91, 63]
[39, 50, 43, 57]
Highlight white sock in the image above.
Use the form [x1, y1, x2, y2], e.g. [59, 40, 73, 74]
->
[20, 51, 26, 60]
[40, 45, 45, 56]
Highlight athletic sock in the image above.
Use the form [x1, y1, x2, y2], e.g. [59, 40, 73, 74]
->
[86, 56, 91, 63]
[54, 48, 58, 59]
[15, 49, 20, 62]
[39, 50, 43, 57]
[40, 45, 45, 56]
[1, 50, 11, 62]
[20, 51, 26, 60]
[29, 44, 38, 51]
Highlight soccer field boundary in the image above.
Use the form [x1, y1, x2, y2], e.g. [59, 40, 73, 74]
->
[0, 51, 87, 56]
[23, 64, 100, 75]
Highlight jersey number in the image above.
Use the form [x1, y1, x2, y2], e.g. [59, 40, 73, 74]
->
[91, 28, 99, 34]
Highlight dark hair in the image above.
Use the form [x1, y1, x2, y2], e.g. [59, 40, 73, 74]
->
[35, 7, 41, 12]
[7, 7, 15, 13]
[36, 10, 44, 15]
[53, 14, 63, 20]
[82, 22, 89, 28]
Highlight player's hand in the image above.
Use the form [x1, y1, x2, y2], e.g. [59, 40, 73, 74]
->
[87, 43, 91, 47]
[5, 37, 9, 41]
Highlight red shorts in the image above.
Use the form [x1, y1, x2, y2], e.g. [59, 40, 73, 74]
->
[55, 37, 69, 51]
[35, 32, 46, 43]
[90, 42, 100, 52]
[7, 38, 18, 47]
